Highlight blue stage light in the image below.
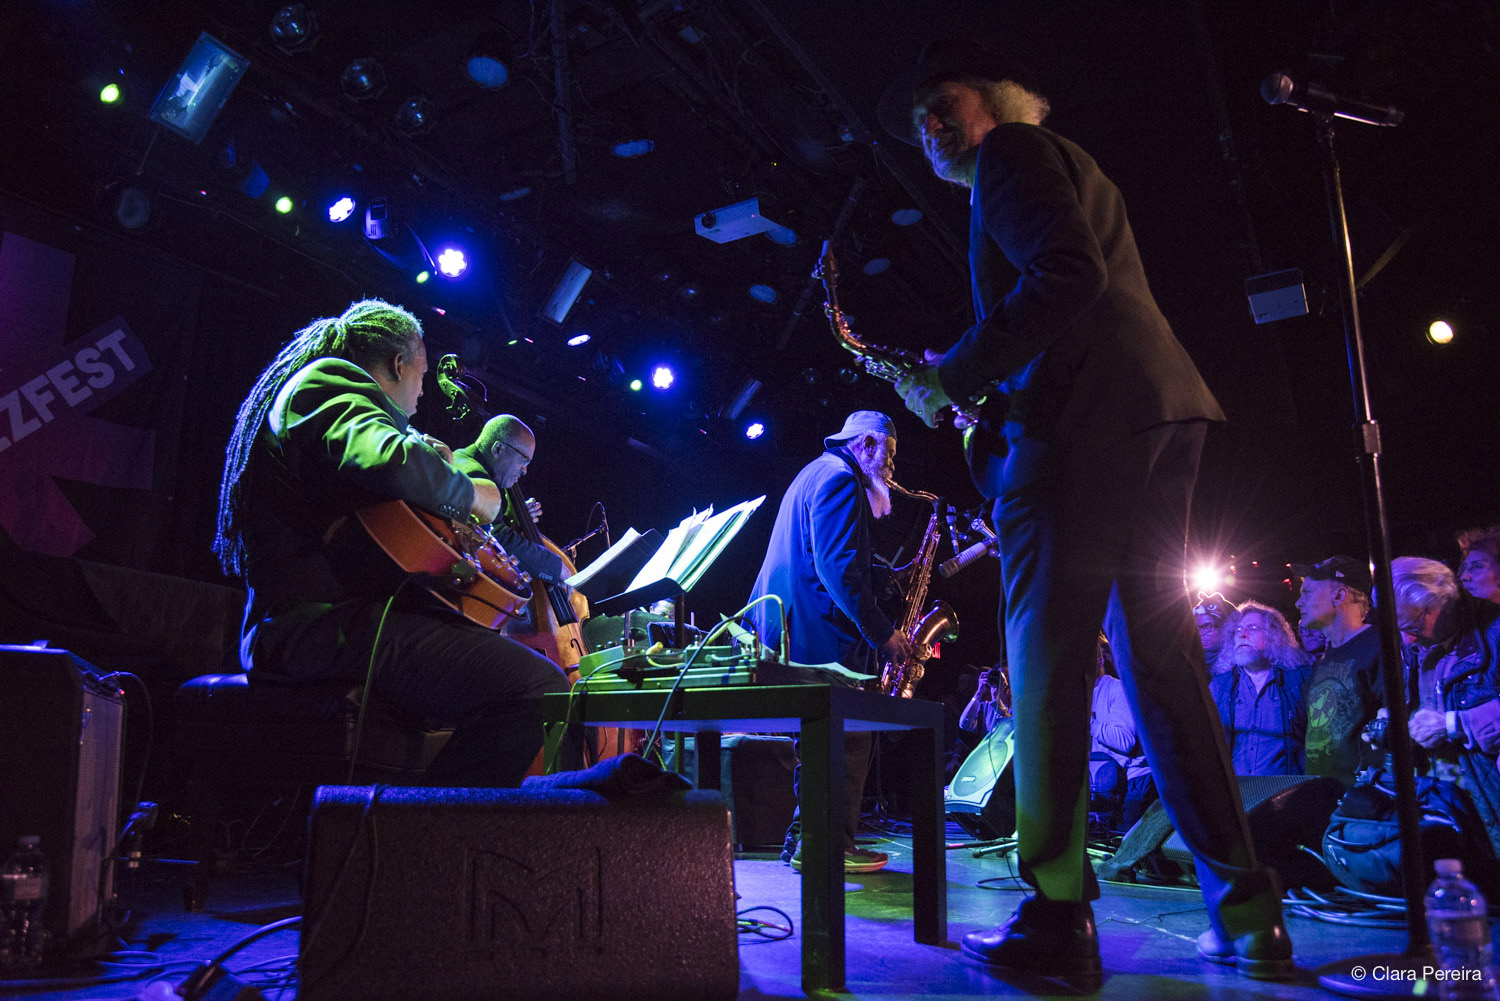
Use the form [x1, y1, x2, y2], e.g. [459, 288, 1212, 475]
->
[466, 55, 509, 89]
[436, 247, 467, 278]
[328, 196, 356, 223]
[651, 365, 675, 390]
[745, 422, 765, 440]
[567, 333, 591, 347]
[748, 284, 778, 304]
[612, 139, 655, 158]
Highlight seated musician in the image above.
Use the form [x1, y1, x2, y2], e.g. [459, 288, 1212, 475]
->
[212, 298, 569, 786]
[449, 414, 571, 592]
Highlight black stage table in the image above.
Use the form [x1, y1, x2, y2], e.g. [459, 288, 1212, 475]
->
[543, 683, 947, 992]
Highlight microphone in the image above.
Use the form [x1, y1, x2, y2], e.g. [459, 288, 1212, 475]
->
[1261, 73, 1403, 127]
[940, 539, 994, 579]
[945, 505, 960, 557]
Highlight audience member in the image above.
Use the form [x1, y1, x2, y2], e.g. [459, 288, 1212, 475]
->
[1089, 635, 1156, 829]
[1457, 526, 1500, 606]
[1194, 592, 1234, 673]
[960, 662, 1013, 736]
[1299, 625, 1328, 660]
[1209, 603, 1314, 776]
[1388, 557, 1500, 857]
[1295, 555, 1382, 787]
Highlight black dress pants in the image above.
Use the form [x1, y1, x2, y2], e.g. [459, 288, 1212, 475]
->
[994, 420, 1282, 940]
[259, 600, 570, 787]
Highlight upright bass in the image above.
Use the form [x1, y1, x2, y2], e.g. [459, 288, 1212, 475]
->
[499, 485, 589, 672]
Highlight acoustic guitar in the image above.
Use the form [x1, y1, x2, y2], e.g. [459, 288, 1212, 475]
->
[354, 500, 532, 628]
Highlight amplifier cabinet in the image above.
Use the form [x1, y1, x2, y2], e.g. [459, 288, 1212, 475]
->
[0, 645, 125, 950]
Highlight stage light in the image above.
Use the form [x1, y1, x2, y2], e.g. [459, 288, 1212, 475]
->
[499, 186, 531, 201]
[863, 257, 890, 275]
[1428, 320, 1454, 345]
[651, 366, 675, 390]
[464, 32, 510, 89]
[269, 5, 319, 53]
[394, 96, 434, 133]
[274, 196, 293, 214]
[765, 224, 798, 246]
[891, 208, 922, 226]
[612, 139, 654, 158]
[567, 333, 592, 347]
[629, 379, 643, 392]
[109, 183, 158, 231]
[540, 259, 593, 325]
[748, 284, 778, 304]
[436, 247, 467, 277]
[327, 196, 356, 222]
[341, 59, 386, 101]
[99, 83, 121, 104]
[1190, 564, 1224, 594]
[745, 422, 765, 440]
[415, 270, 430, 284]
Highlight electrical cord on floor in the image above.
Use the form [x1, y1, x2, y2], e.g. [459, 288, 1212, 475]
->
[176, 914, 303, 1000]
[737, 905, 795, 942]
[0, 956, 200, 990]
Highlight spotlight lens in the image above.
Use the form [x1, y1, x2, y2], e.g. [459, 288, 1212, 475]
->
[415, 270, 431, 284]
[274, 196, 293, 214]
[465, 55, 509, 89]
[1428, 320, 1454, 345]
[629, 378, 643, 392]
[328, 196, 356, 223]
[567, 333, 591, 347]
[748, 284, 778, 304]
[437, 247, 468, 277]
[100, 83, 121, 104]
[891, 208, 923, 226]
[745, 422, 765, 440]
[862, 257, 891, 276]
[612, 139, 655, 158]
[1190, 565, 1224, 594]
[651, 366, 675, 390]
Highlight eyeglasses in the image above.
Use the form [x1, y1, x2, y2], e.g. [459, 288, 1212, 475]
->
[1235, 622, 1270, 635]
[496, 439, 533, 464]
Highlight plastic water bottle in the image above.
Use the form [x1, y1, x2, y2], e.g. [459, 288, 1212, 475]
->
[0, 835, 49, 971]
[1426, 859, 1500, 1000]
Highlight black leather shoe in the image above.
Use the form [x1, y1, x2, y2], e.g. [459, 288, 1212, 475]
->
[960, 896, 1102, 984]
[1196, 923, 1295, 980]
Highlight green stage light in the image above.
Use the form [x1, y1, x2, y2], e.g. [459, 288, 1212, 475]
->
[415, 270, 430, 283]
[100, 83, 121, 104]
[629, 378, 643, 391]
[274, 196, 293, 214]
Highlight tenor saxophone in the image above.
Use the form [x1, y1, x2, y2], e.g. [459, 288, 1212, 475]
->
[878, 481, 961, 698]
[814, 241, 981, 426]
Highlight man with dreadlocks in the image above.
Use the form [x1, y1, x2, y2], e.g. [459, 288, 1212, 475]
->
[214, 298, 570, 786]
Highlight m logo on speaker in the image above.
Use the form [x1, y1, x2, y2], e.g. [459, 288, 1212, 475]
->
[464, 847, 605, 955]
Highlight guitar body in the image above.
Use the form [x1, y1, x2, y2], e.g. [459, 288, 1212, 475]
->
[354, 501, 531, 628]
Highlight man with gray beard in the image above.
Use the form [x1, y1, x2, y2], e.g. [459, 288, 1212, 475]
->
[747, 411, 913, 873]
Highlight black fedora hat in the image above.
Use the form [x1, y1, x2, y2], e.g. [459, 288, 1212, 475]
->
[876, 36, 1040, 146]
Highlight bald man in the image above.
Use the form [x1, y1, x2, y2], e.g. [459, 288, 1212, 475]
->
[451, 415, 569, 588]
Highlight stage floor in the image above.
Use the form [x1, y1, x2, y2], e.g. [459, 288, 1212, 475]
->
[5, 828, 1415, 1000]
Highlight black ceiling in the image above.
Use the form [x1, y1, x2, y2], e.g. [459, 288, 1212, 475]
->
[5, 0, 1498, 571]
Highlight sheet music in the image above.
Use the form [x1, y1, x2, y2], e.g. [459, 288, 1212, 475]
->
[625, 506, 714, 593]
[665, 495, 766, 591]
[564, 527, 642, 589]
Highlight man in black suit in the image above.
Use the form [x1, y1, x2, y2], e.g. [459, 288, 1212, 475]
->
[884, 38, 1291, 981]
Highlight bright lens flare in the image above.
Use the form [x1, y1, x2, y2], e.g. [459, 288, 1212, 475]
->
[567, 333, 591, 347]
[1428, 320, 1454, 345]
[436, 247, 468, 277]
[745, 422, 765, 440]
[1190, 565, 1224, 594]
[327, 197, 356, 223]
[651, 366, 675, 390]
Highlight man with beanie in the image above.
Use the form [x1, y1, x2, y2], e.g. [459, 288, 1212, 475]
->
[747, 411, 913, 873]
[880, 37, 1291, 982]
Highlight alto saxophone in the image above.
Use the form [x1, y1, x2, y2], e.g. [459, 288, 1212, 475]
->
[814, 241, 981, 427]
[878, 481, 961, 698]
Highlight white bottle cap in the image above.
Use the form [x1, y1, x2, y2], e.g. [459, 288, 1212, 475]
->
[1435, 859, 1463, 875]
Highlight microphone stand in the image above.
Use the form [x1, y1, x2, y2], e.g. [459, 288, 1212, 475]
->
[1300, 110, 1433, 999]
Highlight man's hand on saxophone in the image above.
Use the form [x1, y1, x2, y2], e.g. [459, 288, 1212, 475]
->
[894, 349, 955, 429]
[880, 627, 914, 666]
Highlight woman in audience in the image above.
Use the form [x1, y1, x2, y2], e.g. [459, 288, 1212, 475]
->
[1457, 526, 1500, 605]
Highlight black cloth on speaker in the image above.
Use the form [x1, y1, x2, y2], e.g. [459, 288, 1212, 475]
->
[523, 752, 692, 798]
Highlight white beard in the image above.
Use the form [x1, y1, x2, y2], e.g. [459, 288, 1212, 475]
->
[865, 476, 892, 520]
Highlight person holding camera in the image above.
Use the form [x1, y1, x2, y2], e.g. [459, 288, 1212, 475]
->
[960, 662, 1012, 735]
